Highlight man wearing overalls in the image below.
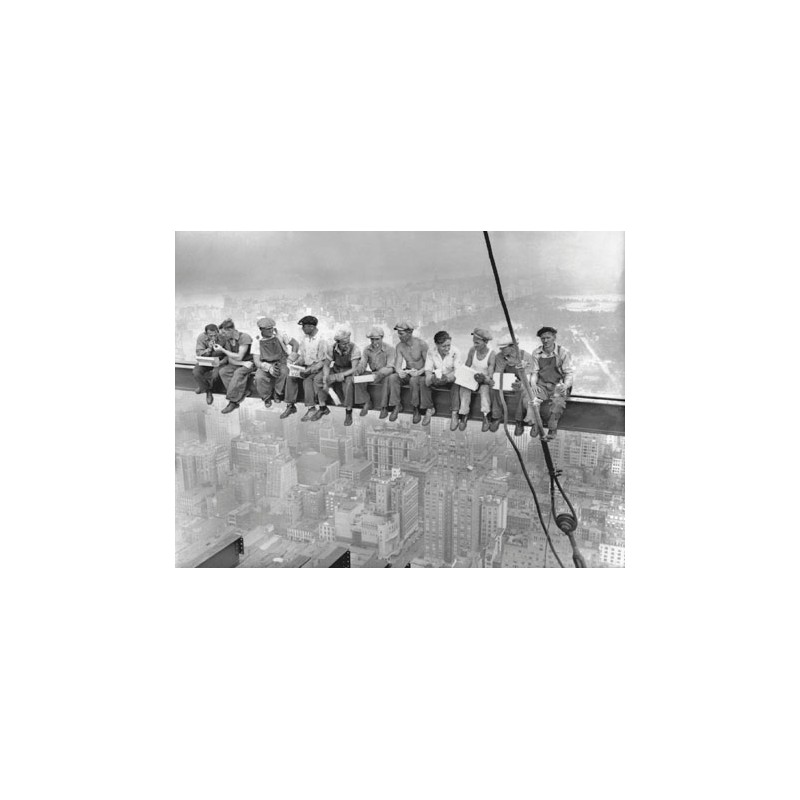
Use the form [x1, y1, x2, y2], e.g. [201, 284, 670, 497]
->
[530, 326, 575, 440]
[214, 318, 255, 415]
[253, 316, 298, 408]
[321, 329, 362, 425]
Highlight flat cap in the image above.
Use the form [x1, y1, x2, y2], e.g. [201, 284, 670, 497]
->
[367, 326, 385, 338]
[471, 327, 492, 341]
[393, 321, 414, 332]
[257, 316, 276, 329]
[496, 334, 515, 348]
[298, 315, 318, 326]
[333, 328, 351, 341]
[536, 326, 557, 337]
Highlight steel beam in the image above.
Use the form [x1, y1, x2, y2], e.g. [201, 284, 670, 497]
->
[176, 362, 624, 437]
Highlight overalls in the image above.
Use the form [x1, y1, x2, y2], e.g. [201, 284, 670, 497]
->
[533, 351, 567, 428]
[318, 343, 358, 407]
[254, 336, 289, 401]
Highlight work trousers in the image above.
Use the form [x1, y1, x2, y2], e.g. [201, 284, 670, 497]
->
[490, 386, 527, 424]
[321, 374, 364, 409]
[192, 364, 222, 393]
[388, 373, 432, 409]
[428, 377, 460, 413]
[219, 362, 255, 404]
[531, 382, 568, 428]
[285, 371, 320, 407]
[254, 362, 289, 401]
[458, 384, 492, 415]
[353, 373, 396, 409]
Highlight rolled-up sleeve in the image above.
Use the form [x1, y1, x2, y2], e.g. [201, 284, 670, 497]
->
[560, 348, 575, 388]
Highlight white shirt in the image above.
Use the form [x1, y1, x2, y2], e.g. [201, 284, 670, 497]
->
[424, 345, 461, 379]
[297, 331, 329, 366]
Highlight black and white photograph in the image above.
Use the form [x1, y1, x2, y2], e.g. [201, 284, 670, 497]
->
[7, 1, 795, 798]
[175, 231, 624, 567]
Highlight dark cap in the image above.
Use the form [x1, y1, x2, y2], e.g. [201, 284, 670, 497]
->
[298, 315, 318, 326]
[536, 326, 557, 337]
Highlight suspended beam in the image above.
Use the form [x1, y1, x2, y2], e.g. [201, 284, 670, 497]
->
[175, 362, 624, 437]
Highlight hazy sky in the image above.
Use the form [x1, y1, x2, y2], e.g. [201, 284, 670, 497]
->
[175, 231, 624, 294]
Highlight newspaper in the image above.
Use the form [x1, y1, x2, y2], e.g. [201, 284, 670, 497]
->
[454, 365, 478, 391]
[492, 372, 514, 390]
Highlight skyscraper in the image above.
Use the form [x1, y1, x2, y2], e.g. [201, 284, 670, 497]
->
[320, 433, 354, 467]
[204, 407, 241, 447]
[366, 426, 430, 475]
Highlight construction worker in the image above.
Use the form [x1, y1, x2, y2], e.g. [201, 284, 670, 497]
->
[321, 329, 362, 426]
[459, 327, 497, 432]
[490, 334, 534, 435]
[282, 315, 329, 421]
[424, 330, 461, 430]
[388, 322, 432, 424]
[192, 323, 226, 405]
[214, 318, 255, 414]
[252, 317, 298, 408]
[354, 327, 396, 419]
[530, 326, 575, 440]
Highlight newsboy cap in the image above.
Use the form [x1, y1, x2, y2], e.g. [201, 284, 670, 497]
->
[333, 329, 351, 341]
[536, 326, 557, 337]
[257, 316, 277, 329]
[298, 315, 318, 326]
[393, 321, 414, 332]
[471, 327, 492, 341]
[367, 326, 384, 338]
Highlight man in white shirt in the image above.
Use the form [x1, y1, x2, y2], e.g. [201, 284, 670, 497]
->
[281, 315, 330, 421]
[424, 330, 461, 430]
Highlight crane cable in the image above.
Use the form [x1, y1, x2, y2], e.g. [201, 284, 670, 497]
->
[482, 231, 586, 568]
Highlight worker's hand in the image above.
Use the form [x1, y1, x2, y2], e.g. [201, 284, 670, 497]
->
[555, 381, 566, 394]
[445, 373, 455, 383]
[212, 344, 225, 353]
[378, 367, 393, 377]
[424, 374, 432, 387]
[397, 369, 408, 379]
